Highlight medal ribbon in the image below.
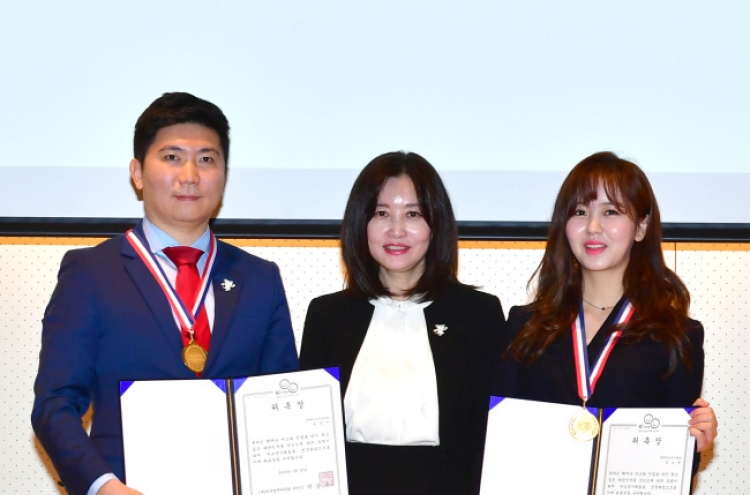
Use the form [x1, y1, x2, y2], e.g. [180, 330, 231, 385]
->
[126, 229, 217, 334]
[571, 298, 635, 402]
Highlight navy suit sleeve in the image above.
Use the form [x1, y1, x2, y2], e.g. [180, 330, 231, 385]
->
[258, 262, 300, 374]
[663, 320, 705, 480]
[31, 249, 113, 495]
[664, 320, 705, 405]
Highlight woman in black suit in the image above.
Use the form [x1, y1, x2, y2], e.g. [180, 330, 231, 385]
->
[300, 151, 504, 495]
[493, 152, 717, 459]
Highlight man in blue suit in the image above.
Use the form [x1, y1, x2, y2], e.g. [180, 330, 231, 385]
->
[31, 93, 300, 495]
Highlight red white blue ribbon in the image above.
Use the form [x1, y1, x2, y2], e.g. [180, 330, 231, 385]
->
[126, 229, 217, 334]
[571, 299, 635, 403]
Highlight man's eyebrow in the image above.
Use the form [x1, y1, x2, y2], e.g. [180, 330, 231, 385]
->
[198, 147, 221, 154]
[158, 145, 186, 153]
[157, 145, 221, 154]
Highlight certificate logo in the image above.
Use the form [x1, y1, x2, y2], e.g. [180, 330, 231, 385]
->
[639, 413, 661, 430]
[276, 378, 300, 396]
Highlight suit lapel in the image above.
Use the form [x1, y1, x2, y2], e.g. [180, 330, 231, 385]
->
[205, 243, 243, 370]
[424, 291, 461, 444]
[340, 298, 375, 394]
[121, 231, 184, 362]
[425, 302, 456, 386]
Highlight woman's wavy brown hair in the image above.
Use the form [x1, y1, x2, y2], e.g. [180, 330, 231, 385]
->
[508, 152, 694, 373]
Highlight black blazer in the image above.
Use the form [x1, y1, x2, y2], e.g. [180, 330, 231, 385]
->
[493, 302, 705, 408]
[299, 282, 505, 495]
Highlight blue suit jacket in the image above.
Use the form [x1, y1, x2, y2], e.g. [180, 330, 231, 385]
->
[31, 223, 299, 495]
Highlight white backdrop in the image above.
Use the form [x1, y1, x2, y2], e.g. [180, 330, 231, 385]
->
[2, 1, 749, 222]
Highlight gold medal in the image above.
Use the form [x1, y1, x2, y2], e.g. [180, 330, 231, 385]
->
[569, 408, 599, 442]
[182, 340, 208, 373]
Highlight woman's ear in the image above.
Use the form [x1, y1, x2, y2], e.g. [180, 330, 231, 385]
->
[635, 215, 650, 242]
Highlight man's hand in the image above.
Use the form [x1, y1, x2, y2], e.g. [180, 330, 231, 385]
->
[97, 479, 145, 495]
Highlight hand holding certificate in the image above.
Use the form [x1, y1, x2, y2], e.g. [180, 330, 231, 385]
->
[480, 397, 695, 495]
[120, 368, 348, 495]
[594, 408, 695, 495]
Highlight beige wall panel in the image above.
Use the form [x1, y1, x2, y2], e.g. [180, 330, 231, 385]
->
[1, 244, 74, 494]
[673, 244, 750, 494]
[0, 238, 744, 494]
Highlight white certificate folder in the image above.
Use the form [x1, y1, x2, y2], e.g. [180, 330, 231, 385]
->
[480, 397, 695, 495]
[120, 368, 348, 495]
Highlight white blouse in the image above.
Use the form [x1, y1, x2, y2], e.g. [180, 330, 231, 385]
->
[344, 296, 440, 446]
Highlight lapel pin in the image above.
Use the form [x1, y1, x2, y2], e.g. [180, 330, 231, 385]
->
[433, 324, 448, 337]
[221, 279, 236, 292]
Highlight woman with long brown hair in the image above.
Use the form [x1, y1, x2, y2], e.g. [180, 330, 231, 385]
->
[494, 151, 716, 453]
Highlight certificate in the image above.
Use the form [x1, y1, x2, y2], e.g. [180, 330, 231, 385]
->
[480, 397, 594, 494]
[120, 368, 348, 495]
[594, 408, 694, 495]
[480, 397, 695, 495]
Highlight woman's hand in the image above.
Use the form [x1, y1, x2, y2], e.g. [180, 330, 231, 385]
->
[689, 398, 718, 452]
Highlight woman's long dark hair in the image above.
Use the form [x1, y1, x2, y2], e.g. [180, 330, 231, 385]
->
[340, 151, 459, 301]
[509, 152, 694, 373]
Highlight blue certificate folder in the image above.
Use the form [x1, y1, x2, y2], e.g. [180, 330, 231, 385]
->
[480, 397, 695, 495]
[120, 368, 348, 495]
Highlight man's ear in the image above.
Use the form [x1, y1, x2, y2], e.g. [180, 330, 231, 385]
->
[130, 158, 144, 191]
[635, 214, 650, 242]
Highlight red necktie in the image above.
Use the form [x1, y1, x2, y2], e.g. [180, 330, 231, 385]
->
[162, 246, 211, 353]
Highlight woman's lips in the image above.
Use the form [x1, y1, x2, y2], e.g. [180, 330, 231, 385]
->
[584, 241, 606, 254]
[384, 244, 409, 254]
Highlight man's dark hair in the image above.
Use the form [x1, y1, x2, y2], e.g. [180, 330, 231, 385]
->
[133, 92, 230, 167]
